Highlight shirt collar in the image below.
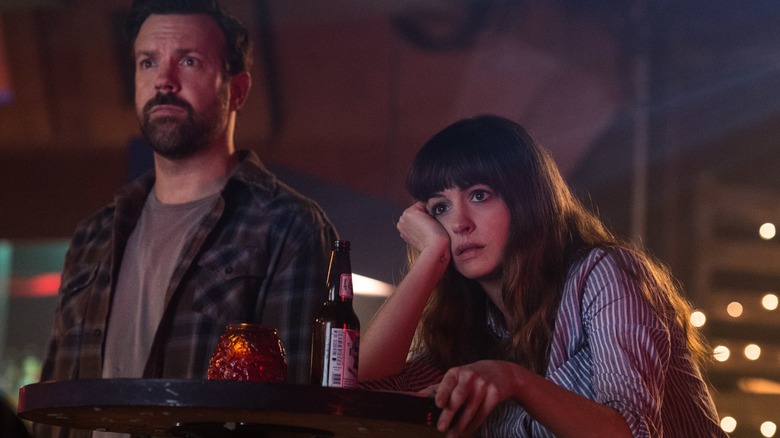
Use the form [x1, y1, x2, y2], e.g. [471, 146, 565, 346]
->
[486, 297, 511, 341]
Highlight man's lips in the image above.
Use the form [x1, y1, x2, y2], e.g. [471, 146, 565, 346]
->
[149, 104, 186, 116]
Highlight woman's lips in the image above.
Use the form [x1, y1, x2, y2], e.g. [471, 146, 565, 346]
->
[455, 243, 484, 257]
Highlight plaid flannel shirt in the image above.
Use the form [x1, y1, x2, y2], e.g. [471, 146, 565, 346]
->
[39, 149, 336, 391]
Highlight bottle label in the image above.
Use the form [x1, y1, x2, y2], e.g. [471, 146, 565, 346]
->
[326, 327, 359, 388]
[339, 273, 353, 299]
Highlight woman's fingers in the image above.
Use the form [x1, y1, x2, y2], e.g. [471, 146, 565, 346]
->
[434, 370, 461, 432]
[450, 388, 484, 436]
[419, 383, 438, 397]
[436, 367, 483, 435]
[434, 361, 519, 437]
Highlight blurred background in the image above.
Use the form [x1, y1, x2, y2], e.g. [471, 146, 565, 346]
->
[0, 0, 779, 436]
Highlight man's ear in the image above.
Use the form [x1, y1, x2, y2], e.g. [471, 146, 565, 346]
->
[229, 71, 252, 111]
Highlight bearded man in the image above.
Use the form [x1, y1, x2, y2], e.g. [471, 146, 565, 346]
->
[37, 3, 337, 437]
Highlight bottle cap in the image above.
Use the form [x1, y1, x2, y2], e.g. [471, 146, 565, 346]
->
[332, 240, 350, 250]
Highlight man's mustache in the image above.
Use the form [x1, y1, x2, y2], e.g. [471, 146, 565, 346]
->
[143, 93, 193, 116]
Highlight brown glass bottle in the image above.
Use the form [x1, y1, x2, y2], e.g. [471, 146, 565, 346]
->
[310, 240, 360, 387]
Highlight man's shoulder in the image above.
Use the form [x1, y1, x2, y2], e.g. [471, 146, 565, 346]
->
[69, 173, 153, 248]
[244, 178, 334, 234]
[58, 203, 118, 274]
[71, 203, 116, 240]
[230, 154, 333, 226]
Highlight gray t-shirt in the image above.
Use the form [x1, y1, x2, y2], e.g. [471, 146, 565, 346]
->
[102, 191, 218, 378]
[95, 191, 217, 438]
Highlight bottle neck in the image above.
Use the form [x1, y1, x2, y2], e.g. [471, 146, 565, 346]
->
[327, 271, 353, 302]
[326, 244, 353, 302]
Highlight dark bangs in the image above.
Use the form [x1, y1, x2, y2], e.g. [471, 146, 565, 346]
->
[406, 116, 521, 201]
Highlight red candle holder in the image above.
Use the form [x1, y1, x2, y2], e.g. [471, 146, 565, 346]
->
[207, 323, 287, 383]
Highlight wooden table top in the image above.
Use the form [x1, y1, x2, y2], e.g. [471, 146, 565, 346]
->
[18, 378, 443, 437]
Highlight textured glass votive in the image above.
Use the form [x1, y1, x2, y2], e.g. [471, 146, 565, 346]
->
[207, 323, 287, 383]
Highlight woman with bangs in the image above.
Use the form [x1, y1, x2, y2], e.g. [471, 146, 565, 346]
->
[359, 115, 725, 437]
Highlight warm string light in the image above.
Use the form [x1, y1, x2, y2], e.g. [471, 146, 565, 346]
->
[762, 421, 778, 438]
[708, 292, 778, 438]
[689, 310, 706, 327]
[713, 345, 730, 362]
[706, 225, 780, 436]
[720, 417, 779, 436]
[762, 293, 779, 311]
[744, 344, 762, 360]
[759, 222, 776, 240]
[712, 343, 766, 362]
[721, 417, 737, 434]
[727, 301, 743, 318]
[716, 293, 778, 320]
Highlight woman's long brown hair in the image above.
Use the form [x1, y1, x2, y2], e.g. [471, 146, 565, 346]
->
[406, 115, 708, 374]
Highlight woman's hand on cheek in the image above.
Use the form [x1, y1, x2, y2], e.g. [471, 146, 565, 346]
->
[434, 360, 521, 437]
[397, 202, 450, 253]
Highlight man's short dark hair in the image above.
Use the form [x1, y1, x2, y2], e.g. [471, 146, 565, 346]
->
[126, 0, 252, 76]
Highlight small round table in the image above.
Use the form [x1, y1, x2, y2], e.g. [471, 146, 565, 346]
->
[18, 379, 443, 437]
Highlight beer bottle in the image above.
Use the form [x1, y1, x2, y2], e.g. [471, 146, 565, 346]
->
[310, 240, 360, 387]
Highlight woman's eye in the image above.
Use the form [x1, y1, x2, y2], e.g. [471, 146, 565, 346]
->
[472, 190, 490, 202]
[429, 203, 448, 216]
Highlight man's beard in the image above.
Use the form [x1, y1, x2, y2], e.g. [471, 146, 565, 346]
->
[139, 89, 229, 160]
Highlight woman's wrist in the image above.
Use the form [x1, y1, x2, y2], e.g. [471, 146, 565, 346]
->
[417, 241, 451, 270]
[508, 362, 532, 405]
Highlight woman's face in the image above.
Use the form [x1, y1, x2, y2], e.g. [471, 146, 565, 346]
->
[425, 184, 511, 292]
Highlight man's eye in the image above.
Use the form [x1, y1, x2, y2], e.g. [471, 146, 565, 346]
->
[138, 59, 153, 69]
[182, 58, 199, 67]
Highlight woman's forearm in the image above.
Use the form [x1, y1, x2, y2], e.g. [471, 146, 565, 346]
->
[512, 367, 632, 438]
[359, 246, 450, 381]
[434, 361, 632, 437]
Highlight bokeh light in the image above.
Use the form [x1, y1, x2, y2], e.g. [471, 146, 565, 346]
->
[726, 302, 743, 318]
[744, 344, 761, 361]
[759, 222, 776, 240]
[761, 421, 777, 437]
[690, 310, 706, 328]
[713, 345, 730, 362]
[720, 416, 737, 433]
[762, 293, 778, 311]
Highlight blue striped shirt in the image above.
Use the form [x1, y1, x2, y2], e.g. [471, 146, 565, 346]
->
[362, 247, 726, 437]
[485, 248, 724, 437]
